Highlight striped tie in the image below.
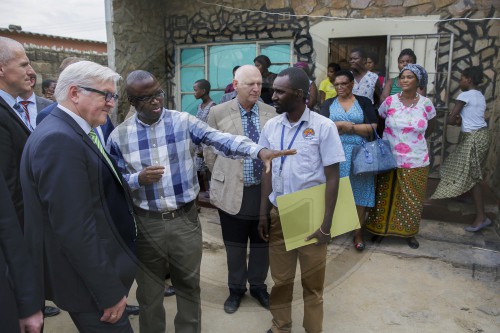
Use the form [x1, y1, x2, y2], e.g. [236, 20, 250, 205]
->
[13, 103, 34, 131]
[88, 129, 122, 184]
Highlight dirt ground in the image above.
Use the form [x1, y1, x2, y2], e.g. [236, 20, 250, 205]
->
[43, 207, 500, 333]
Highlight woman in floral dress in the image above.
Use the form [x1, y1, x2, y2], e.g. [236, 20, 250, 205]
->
[365, 64, 436, 249]
[320, 70, 378, 251]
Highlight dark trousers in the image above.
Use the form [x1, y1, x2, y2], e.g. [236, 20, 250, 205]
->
[218, 185, 269, 295]
[68, 311, 133, 333]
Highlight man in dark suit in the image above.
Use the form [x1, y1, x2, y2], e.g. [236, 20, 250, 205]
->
[0, 37, 34, 228]
[20, 60, 137, 332]
[17, 73, 52, 129]
[1, 38, 61, 319]
[0, 170, 43, 333]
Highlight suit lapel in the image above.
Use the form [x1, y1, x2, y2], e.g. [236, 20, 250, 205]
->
[257, 102, 275, 128]
[52, 108, 123, 186]
[0, 97, 31, 135]
[228, 99, 244, 136]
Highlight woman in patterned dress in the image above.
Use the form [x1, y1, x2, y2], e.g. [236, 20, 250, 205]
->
[320, 70, 378, 251]
[431, 66, 491, 232]
[365, 64, 436, 249]
[350, 48, 381, 106]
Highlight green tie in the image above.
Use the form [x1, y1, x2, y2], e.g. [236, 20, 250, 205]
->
[88, 129, 122, 184]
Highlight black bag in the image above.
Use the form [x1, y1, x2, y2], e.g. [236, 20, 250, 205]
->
[351, 125, 396, 176]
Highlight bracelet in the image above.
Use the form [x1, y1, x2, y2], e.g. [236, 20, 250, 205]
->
[349, 123, 355, 134]
[319, 226, 331, 236]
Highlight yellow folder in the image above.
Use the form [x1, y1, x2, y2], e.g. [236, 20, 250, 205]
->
[276, 177, 360, 251]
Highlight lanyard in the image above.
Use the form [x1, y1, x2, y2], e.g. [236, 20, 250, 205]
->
[280, 120, 305, 172]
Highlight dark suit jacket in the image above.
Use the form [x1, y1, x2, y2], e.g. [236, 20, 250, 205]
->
[0, 96, 31, 227]
[20, 107, 137, 312]
[35, 95, 52, 113]
[0, 170, 42, 332]
[36, 102, 115, 143]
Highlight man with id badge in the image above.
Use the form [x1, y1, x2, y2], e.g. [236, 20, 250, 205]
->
[258, 67, 345, 333]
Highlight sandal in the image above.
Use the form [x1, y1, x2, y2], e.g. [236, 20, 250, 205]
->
[353, 238, 365, 251]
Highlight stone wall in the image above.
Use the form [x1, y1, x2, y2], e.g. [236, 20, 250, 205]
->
[111, 0, 166, 122]
[22, 46, 107, 96]
[111, 0, 500, 202]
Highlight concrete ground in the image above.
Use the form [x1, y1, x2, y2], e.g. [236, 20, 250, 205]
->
[44, 201, 499, 333]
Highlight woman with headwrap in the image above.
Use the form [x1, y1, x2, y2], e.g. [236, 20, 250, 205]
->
[365, 64, 436, 249]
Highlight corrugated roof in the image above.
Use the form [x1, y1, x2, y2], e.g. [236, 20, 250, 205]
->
[0, 27, 106, 44]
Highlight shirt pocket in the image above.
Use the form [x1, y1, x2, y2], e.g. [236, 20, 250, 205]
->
[296, 139, 321, 173]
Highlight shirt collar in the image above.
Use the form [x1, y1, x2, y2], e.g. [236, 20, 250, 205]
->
[136, 107, 166, 127]
[0, 88, 18, 109]
[57, 104, 92, 134]
[238, 102, 259, 117]
[279, 107, 311, 128]
[16, 92, 36, 104]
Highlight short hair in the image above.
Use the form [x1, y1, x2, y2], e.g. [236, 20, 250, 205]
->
[59, 57, 87, 72]
[194, 79, 211, 93]
[334, 70, 354, 82]
[253, 55, 271, 69]
[0, 37, 24, 65]
[367, 52, 379, 64]
[398, 48, 417, 63]
[277, 67, 310, 101]
[328, 63, 341, 72]
[350, 48, 367, 60]
[462, 66, 483, 85]
[55, 61, 121, 102]
[42, 79, 56, 93]
[232, 66, 240, 74]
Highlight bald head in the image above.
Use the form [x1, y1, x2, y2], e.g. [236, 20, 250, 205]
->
[234, 65, 261, 82]
[126, 70, 157, 96]
[0, 37, 24, 65]
[0, 37, 34, 97]
[233, 65, 262, 109]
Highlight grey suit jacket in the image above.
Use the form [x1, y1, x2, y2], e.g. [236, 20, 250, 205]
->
[35, 95, 52, 112]
[204, 99, 276, 215]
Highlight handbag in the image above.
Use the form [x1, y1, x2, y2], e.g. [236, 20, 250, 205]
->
[351, 125, 397, 176]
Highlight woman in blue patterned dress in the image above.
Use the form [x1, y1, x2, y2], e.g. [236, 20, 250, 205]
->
[320, 70, 378, 251]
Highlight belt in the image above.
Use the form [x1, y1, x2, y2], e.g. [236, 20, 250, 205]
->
[134, 201, 195, 220]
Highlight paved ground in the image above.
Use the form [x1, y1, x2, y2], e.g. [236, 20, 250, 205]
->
[44, 198, 499, 333]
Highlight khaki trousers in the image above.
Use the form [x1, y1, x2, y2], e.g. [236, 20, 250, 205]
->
[269, 207, 327, 333]
[135, 203, 202, 333]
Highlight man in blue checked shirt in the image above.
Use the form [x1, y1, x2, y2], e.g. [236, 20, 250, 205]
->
[107, 70, 294, 333]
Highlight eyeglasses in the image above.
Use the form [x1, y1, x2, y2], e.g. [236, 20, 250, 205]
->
[129, 90, 165, 103]
[78, 86, 118, 103]
[333, 82, 351, 88]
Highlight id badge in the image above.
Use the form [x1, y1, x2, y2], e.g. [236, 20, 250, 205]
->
[273, 174, 284, 194]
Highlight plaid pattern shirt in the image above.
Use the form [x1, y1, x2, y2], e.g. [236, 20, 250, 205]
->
[238, 102, 262, 186]
[107, 108, 263, 211]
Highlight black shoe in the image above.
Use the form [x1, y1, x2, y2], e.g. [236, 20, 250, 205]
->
[224, 294, 243, 314]
[43, 306, 61, 318]
[164, 285, 175, 297]
[407, 237, 419, 249]
[250, 289, 269, 310]
[125, 304, 140, 316]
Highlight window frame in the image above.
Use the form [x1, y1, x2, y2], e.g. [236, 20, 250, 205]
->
[176, 39, 294, 114]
